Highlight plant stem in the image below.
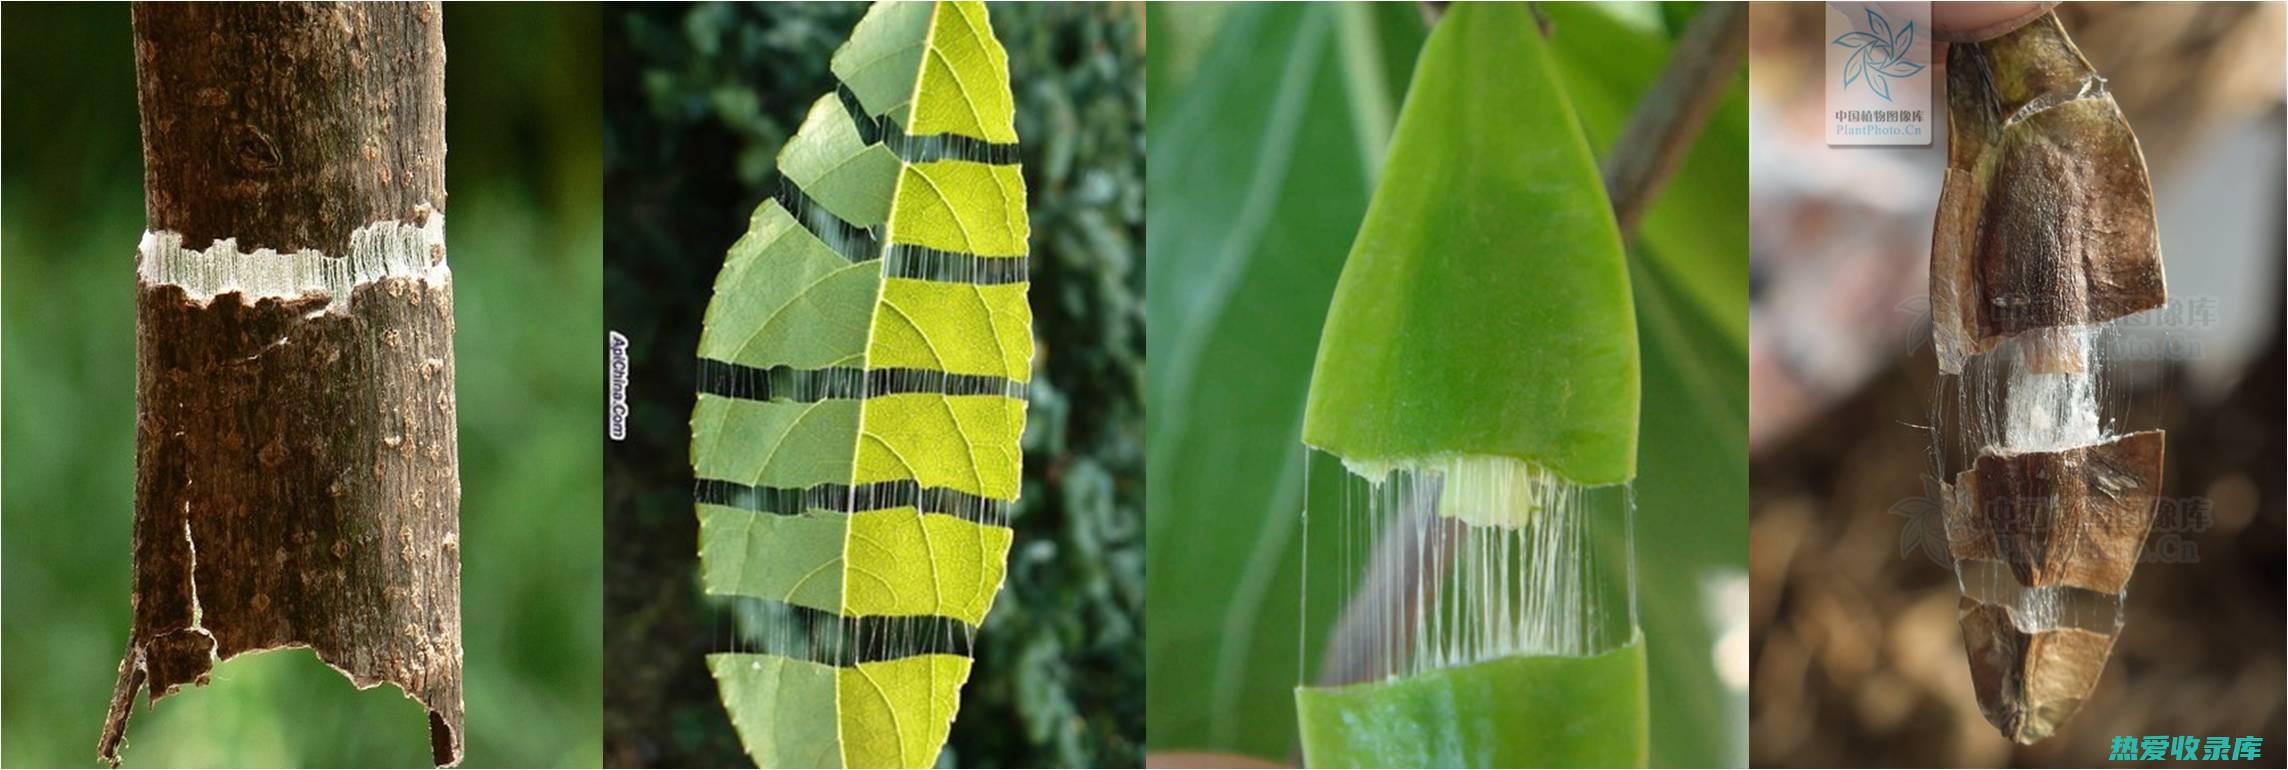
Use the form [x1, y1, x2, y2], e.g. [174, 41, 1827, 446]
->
[132, 3, 447, 253]
[1600, 3, 1745, 235]
[104, 5, 464, 767]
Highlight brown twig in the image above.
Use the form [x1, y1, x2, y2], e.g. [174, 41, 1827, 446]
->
[1423, 2, 1553, 38]
[1419, 0, 1447, 27]
[1601, 3, 1747, 235]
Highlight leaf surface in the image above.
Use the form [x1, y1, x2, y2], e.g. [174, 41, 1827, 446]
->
[1299, 0, 1639, 485]
[692, 2, 1030, 766]
[1295, 636, 1649, 768]
[1141, 3, 1423, 758]
[1291, 5, 1645, 765]
[1539, 6, 1751, 763]
[1145, 3, 1747, 766]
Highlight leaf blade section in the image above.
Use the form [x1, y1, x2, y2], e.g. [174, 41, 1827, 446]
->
[1300, 1, 1639, 485]
[695, 2, 1027, 767]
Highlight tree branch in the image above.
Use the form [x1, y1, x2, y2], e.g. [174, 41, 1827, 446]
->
[105, 4, 463, 767]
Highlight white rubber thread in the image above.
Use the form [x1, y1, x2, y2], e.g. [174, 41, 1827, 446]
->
[137, 211, 448, 311]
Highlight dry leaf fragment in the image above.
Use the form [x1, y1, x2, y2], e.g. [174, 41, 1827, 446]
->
[1930, 13, 2165, 373]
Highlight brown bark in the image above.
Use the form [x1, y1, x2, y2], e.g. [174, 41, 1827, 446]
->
[103, 4, 462, 767]
[132, 2, 446, 254]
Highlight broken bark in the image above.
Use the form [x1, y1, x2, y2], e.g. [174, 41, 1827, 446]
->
[103, 4, 462, 767]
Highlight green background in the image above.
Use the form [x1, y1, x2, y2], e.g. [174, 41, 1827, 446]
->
[1, 4, 604, 767]
[601, 3, 1145, 768]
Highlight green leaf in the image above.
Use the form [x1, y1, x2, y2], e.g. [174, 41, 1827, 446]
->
[690, 2, 1031, 767]
[1539, 4, 1749, 351]
[1292, 5, 1645, 765]
[1538, 6, 1751, 766]
[1300, 1, 1639, 487]
[831, 1, 932, 120]
[778, 96, 902, 227]
[1296, 636, 1649, 768]
[1142, 3, 1422, 760]
[1146, 3, 1746, 767]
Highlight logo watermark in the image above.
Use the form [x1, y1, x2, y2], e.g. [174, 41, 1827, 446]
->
[1826, 2, 1932, 146]
[607, 331, 630, 441]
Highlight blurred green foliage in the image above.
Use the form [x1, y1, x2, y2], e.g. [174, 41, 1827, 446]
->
[602, 3, 1143, 767]
[1, 4, 603, 767]
[1145, 4, 1747, 766]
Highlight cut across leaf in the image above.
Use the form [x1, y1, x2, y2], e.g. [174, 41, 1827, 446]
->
[689, 2, 1030, 767]
[1144, 4, 1748, 766]
[1299, 1, 1639, 487]
[1294, 3, 1648, 766]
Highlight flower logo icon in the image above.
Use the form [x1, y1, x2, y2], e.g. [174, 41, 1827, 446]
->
[1832, 8, 1925, 101]
[1890, 474, 1953, 567]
